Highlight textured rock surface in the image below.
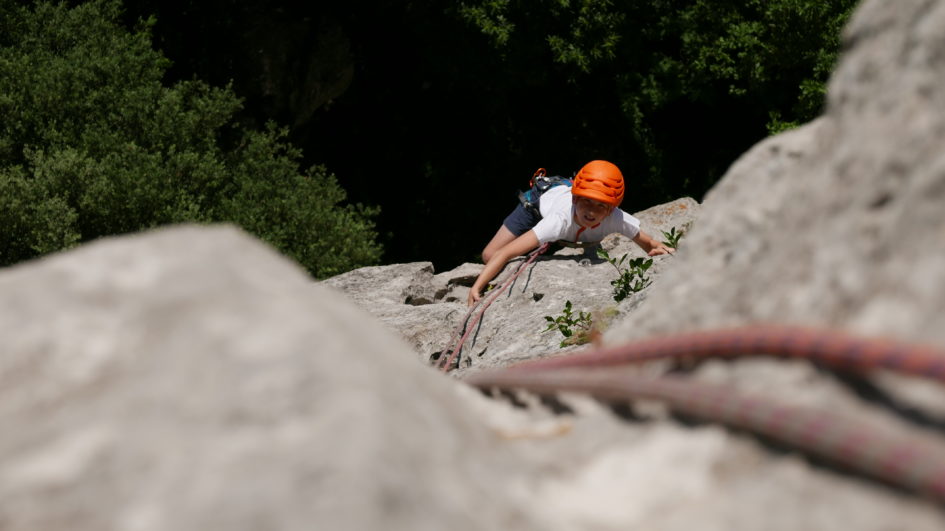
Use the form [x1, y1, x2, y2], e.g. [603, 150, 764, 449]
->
[602, 0, 945, 421]
[324, 197, 700, 369]
[4, 223, 942, 531]
[0, 226, 556, 531]
[610, 0, 945, 344]
[323, 0, 945, 526]
[5, 0, 945, 529]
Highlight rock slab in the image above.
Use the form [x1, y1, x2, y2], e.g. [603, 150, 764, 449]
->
[0, 225, 550, 531]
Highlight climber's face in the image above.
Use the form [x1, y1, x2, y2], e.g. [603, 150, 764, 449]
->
[572, 196, 614, 228]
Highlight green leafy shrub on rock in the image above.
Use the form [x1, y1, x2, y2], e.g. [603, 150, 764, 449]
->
[0, 0, 380, 278]
[596, 248, 653, 302]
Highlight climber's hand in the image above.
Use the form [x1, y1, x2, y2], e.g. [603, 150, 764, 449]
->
[467, 285, 481, 307]
[648, 243, 674, 256]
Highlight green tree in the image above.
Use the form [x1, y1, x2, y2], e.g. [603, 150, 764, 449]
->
[456, 0, 858, 197]
[458, 0, 855, 127]
[0, 0, 381, 278]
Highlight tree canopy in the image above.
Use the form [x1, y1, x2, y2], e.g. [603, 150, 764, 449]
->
[453, 0, 856, 195]
[0, 0, 381, 278]
[1, 0, 858, 273]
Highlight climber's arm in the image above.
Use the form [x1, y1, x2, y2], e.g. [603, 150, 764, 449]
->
[632, 231, 674, 256]
[468, 230, 540, 306]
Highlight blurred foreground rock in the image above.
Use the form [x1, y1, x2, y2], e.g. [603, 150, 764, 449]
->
[0, 226, 556, 531]
[4, 0, 945, 529]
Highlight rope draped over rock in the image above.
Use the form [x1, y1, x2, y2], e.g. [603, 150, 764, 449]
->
[466, 326, 945, 504]
[439, 243, 550, 372]
[503, 325, 945, 383]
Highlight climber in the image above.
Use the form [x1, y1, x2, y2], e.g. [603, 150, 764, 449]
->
[469, 160, 673, 306]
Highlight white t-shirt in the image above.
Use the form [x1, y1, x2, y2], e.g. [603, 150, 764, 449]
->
[532, 186, 641, 244]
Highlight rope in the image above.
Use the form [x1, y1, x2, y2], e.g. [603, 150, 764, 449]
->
[466, 367, 945, 503]
[504, 325, 945, 384]
[438, 243, 550, 372]
[465, 326, 945, 502]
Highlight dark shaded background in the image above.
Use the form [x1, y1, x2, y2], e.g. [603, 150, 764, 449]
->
[121, 0, 838, 271]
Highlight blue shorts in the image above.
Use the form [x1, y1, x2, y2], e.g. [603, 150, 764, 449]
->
[502, 202, 542, 237]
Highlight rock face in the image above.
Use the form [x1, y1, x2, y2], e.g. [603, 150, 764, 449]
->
[5, 0, 945, 529]
[610, 2, 945, 342]
[0, 226, 555, 531]
[324, 0, 945, 527]
[324, 197, 700, 370]
[603, 0, 945, 422]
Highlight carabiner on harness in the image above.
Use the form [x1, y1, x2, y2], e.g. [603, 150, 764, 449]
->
[518, 167, 572, 217]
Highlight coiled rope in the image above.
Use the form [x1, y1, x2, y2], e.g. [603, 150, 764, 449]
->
[438, 243, 550, 372]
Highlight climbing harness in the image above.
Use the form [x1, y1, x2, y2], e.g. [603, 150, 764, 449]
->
[517, 168, 572, 218]
[438, 168, 576, 371]
[438, 243, 550, 372]
[517, 166, 604, 244]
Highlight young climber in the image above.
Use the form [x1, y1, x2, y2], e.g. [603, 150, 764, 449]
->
[469, 160, 673, 306]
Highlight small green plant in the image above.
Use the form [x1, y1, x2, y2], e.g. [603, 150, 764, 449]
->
[661, 226, 685, 249]
[596, 248, 653, 302]
[543, 300, 594, 347]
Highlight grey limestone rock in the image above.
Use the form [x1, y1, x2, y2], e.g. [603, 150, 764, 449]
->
[608, 0, 945, 346]
[324, 0, 945, 526]
[0, 225, 555, 531]
[603, 0, 945, 422]
[325, 197, 701, 371]
[6, 0, 945, 529]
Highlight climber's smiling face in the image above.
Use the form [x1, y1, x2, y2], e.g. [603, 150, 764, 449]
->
[572, 196, 614, 228]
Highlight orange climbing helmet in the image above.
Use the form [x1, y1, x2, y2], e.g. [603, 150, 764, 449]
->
[571, 160, 624, 207]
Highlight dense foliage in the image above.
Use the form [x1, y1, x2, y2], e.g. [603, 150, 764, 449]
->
[2, 0, 858, 271]
[0, 0, 381, 278]
[293, 0, 854, 269]
[454, 0, 857, 195]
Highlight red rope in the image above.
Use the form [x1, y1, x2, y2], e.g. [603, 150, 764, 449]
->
[439, 243, 550, 372]
[504, 325, 945, 384]
[466, 367, 945, 503]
